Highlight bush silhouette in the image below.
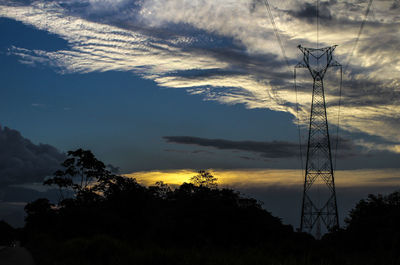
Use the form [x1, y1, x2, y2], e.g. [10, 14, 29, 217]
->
[345, 191, 400, 251]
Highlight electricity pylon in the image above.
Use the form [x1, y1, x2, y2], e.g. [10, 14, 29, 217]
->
[296, 45, 340, 239]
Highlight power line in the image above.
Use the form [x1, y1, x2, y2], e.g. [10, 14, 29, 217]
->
[262, 0, 291, 71]
[317, 0, 319, 49]
[334, 0, 373, 170]
[262, 0, 305, 176]
[344, 0, 373, 72]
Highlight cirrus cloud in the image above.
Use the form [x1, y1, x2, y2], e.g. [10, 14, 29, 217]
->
[0, 0, 399, 154]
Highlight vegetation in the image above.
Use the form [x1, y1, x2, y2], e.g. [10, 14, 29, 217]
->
[9, 149, 400, 264]
[323, 191, 400, 264]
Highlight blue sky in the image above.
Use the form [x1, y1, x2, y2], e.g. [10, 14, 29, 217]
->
[0, 14, 299, 172]
[0, 0, 399, 227]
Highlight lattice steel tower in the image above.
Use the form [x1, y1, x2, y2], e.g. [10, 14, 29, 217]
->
[296, 45, 340, 239]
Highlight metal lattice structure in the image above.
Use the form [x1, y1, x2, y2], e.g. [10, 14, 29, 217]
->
[296, 45, 340, 239]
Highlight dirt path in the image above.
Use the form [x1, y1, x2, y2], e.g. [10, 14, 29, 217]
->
[0, 246, 35, 265]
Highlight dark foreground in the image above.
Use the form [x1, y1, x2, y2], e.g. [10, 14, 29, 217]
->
[3, 149, 400, 265]
[0, 245, 35, 265]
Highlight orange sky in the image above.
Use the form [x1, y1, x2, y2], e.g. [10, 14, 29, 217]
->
[125, 168, 400, 189]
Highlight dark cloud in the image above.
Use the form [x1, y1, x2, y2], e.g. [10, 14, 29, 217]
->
[238, 156, 266, 162]
[0, 125, 66, 227]
[289, 2, 332, 23]
[164, 149, 214, 155]
[191, 150, 214, 155]
[391, 0, 400, 10]
[163, 149, 188, 154]
[164, 136, 302, 158]
[164, 135, 356, 160]
[0, 126, 65, 186]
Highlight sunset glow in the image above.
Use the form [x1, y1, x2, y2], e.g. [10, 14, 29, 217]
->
[126, 168, 400, 188]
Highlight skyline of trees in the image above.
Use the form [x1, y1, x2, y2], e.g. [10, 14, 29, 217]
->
[1, 148, 399, 265]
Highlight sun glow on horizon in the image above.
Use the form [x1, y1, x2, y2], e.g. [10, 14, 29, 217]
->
[124, 168, 400, 188]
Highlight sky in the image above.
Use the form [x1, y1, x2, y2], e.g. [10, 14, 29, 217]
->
[0, 0, 399, 228]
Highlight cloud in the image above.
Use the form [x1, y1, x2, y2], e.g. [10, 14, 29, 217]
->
[164, 149, 214, 155]
[289, 2, 332, 22]
[0, 0, 400, 153]
[391, 0, 400, 10]
[0, 126, 65, 186]
[164, 136, 299, 158]
[87, 0, 132, 11]
[31, 103, 46, 108]
[163, 135, 355, 159]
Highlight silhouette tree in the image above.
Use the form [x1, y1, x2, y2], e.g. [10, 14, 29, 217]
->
[43, 173, 73, 201]
[148, 181, 171, 199]
[344, 191, 400, 250]
[44, 149, 116, 200]
[24, 149, 325, 265]
[190, 170, 218, 189]
[24, 198, 56, 232]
